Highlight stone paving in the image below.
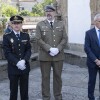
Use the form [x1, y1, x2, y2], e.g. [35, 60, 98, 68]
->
[0, 62, 100, 100]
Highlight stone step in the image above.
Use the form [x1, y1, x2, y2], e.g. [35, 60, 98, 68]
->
[64, 49, 87, 68]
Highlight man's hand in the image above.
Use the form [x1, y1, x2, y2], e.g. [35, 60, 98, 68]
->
[49, 48, 59, 56]
[95, 59, 100, 66]
[16, 59, 26, 70]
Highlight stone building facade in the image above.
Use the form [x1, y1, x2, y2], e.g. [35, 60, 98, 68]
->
[53, 0, 100, 51]
[55, 0, 100, 29]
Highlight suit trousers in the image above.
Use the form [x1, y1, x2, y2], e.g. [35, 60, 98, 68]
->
[88, 66, 100, 100]
[40, 61, 63, 100]
[8, 73, 29, 100]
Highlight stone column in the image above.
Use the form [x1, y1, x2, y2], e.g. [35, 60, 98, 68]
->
[60, 0, 68, 47]
[53, 0, 67, 27]
[90, 0, 97, 25]
[55, 0, 68, 28]
[90, 0, 100, 25]
[53, 0, 68, 48]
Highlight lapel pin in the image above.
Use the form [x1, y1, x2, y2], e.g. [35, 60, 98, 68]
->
[10, 38, 14, 43]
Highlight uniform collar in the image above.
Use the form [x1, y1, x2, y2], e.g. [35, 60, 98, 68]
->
[47, 19, 54, 24]
[13, 30, 20, 35]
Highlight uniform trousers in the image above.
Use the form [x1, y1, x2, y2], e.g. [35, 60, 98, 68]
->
[40, 61, 63, 100]
[88, 66, 100, 100]
[8, 73, 29, 100]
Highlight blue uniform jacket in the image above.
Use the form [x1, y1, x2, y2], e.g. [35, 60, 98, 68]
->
[2, 31, 31, 75]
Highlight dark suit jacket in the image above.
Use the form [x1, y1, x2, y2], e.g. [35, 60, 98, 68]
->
[84, 27, 100, 68]
[2, 31, 31, 75]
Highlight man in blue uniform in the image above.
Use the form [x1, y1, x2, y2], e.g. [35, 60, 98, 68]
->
[2, 15, 31, 100]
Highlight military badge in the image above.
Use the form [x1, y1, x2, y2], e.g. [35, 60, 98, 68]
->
[42, 25, 45, 27]
[21, 40, 28, 44]
[21, 40, 28, 42]
[56, 27, 60, 28]
[10, 38, 14, 43]
[42, 26, 48, 29]
[14, 16, 18, 20]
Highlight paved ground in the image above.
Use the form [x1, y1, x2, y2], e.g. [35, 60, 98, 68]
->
[0, 62, 100, 100]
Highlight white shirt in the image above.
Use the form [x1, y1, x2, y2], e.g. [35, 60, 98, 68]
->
[95, 26, 100, 39]
[47, 19, 54, 25]
[13, 30, 20, 36]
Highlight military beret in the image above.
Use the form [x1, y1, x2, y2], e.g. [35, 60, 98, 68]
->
[44, 5, 55, 12]
[10, 15, 24, 22]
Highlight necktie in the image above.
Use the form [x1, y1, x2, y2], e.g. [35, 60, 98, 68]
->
[98, 30, 100, 46]
[50, 22, 53, 28]
[16, 34, 20, 40]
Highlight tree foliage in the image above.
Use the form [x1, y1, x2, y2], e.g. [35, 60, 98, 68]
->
[18, 10, 32, 16]
[32, 3, 44, 16]
[32, 0, 53, 16]
[0, 0, 54, 17]
[42, 0, 53, 7]
[1, 3, 18, 17]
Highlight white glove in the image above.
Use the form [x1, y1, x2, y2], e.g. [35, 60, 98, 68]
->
[50, 48, 59, 56]
[49, 52, 55, 56]
[16, 60, 26, 70]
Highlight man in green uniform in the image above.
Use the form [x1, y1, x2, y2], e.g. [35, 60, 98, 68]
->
[36, 5, 67, 100]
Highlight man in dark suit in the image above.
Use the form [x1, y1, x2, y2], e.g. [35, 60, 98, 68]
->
[84, 13, 100, 100]
[36, 5, 67, 100]
[2, 15, 31, 100]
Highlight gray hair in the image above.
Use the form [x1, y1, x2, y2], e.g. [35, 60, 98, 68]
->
[94, 14, 100, 21]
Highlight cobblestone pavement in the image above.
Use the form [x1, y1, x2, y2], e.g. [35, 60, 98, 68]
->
[0, 62, 100, 100]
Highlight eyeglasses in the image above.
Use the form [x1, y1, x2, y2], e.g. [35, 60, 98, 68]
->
[12, 22, 22, 24]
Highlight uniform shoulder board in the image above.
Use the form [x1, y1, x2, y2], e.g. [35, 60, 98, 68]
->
[43, 20, 46, 22]
[39, 20, 44, 24]
[4, 32, 11, 35]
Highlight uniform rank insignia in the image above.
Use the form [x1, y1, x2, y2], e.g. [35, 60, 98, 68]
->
[10, 38, 14, 43]
[21, 40, 28, 42]
[42, 26, 48, 28]
[56, 27, 60, 28]
[4, 32, 11, 35]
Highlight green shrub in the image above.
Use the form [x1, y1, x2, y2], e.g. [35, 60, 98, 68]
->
[1, 4, 18, 17]
[18, 10, 32, 16]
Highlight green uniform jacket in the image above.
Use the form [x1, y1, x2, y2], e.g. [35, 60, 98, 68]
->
[36, 19, 67, 61]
